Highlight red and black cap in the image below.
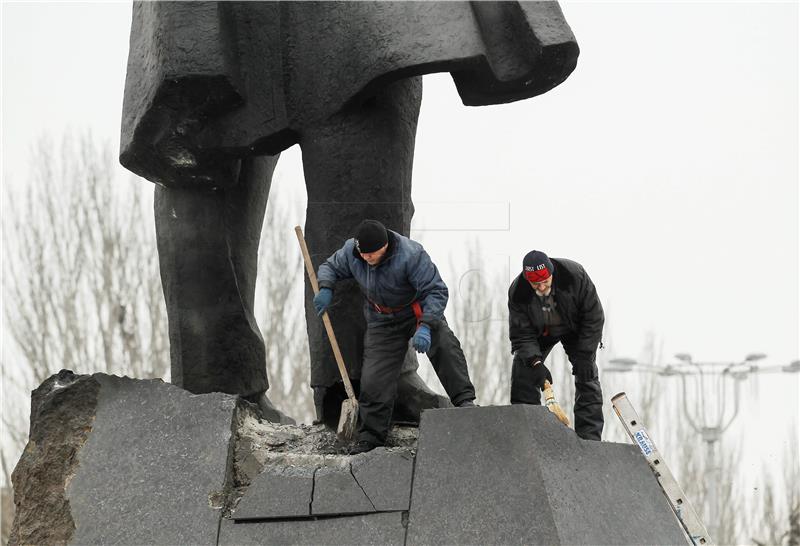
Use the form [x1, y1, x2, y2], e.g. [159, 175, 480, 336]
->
[522, 250, 553, 283]
[355, 219, 388, 254]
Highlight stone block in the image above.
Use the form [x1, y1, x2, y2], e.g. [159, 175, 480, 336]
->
[233, 465, 315, 521]
[218, 512, 406, 546]
[65, 374, 238, 545]
[407, 406, 559, 545]
[312, 463, 375, 516]
[351, 448, 414, 512]
[406, 405, 688, 545]
[535, 432, 687, 545]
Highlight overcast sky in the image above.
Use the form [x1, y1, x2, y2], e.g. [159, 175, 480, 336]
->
[2, 1, 798, 492]
[3, 1, 797, 365]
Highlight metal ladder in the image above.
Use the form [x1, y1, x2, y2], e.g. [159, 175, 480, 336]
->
[611, 392, 713, 546]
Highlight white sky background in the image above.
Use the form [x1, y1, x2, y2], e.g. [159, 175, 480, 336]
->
[2, 0, 798, 506]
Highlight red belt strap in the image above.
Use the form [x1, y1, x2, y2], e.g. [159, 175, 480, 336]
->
[411, 301, 423, 328]
[370, 299, 424, 328]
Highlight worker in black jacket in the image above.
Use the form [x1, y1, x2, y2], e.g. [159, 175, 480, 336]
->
[508, 250, 604, 440]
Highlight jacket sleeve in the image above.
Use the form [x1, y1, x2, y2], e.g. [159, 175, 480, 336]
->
[576, 266, 604, 353]
[508, 299, 541, 362]
[406, 249, 448, 325]
[317, 241, 355, 290]
[121, 2, 243, 188]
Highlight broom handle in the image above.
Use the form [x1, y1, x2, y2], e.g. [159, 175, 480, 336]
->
[543, 380, 558, 406]
[295, 226, 357, 402]
[543, 380, 571, 426]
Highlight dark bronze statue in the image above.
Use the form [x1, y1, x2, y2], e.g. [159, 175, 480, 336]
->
[120, 1, 578, 424]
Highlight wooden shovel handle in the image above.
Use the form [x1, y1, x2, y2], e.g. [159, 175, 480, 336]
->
[543, 380, 571, 427]
[295, 226, 357, 402]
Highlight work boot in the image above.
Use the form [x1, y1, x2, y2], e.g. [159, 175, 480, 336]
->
[456, 399, 478, 408]
[348, 440, 380, 455]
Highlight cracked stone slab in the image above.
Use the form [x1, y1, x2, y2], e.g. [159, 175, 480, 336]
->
[233, 464, 315, 520]
[312, 462, 375, 516]
[407, 405, 559, 545]
[406, 405, 688, 546]
[523, 418, 688, 545]
[351, 448, 414, 511]
[231, 446, 416, 521]
[218, 512, 407, 546]
[65, 374, 239, 545]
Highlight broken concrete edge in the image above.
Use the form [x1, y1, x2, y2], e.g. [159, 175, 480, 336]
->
[9, 370, 100, 546]
[216, 397, 255, 544]
[228, 450, 412, 520]
[221, 399, 320, 516]
[233, 394, 419, 483]
[226, 416, 417, 521]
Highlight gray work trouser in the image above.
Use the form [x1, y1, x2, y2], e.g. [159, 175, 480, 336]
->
[510, 334, 604, 441]
[359, 316, 476, 445]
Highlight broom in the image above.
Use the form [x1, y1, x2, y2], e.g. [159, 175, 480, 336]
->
[543, 380, 571, 427]
[295, 226, 359, 442]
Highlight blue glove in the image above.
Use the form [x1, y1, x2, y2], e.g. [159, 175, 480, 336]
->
[412, 324, 432, 353]
[313, 288, 333, 316]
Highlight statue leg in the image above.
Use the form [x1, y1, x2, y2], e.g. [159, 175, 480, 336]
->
[300, 76, 449, 427]
[154, 155, 293, 423]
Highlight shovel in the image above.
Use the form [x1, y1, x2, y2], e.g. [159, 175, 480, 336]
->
[543, 380, 571, 427]
[295, 226, 359, 442]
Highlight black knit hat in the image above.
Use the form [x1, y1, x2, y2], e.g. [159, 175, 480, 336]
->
[522, 250, 553, 282]
[355, 220, 388, 253]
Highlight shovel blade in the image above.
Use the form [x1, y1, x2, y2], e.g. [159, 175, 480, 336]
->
[337, 398, 359, 442]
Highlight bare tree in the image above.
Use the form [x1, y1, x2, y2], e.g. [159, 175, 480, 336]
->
[1, 450, 14, 544]
[751, 428, 800, 546]
[448, 240, 509, 405]
[3, 136, 168, 386]
[671, 428, 743, 545]
[254, 190, 314, 423]
[601, 331, 663, 444]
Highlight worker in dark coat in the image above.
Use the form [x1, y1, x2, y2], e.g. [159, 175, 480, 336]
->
[316, 220, 477, 453]
[508, 250, 604, 440]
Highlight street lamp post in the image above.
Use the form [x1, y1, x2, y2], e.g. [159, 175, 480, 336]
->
[606, 352, 796, 542]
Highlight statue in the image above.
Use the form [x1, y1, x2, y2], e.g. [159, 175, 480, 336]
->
[119, 1, 579, 424]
